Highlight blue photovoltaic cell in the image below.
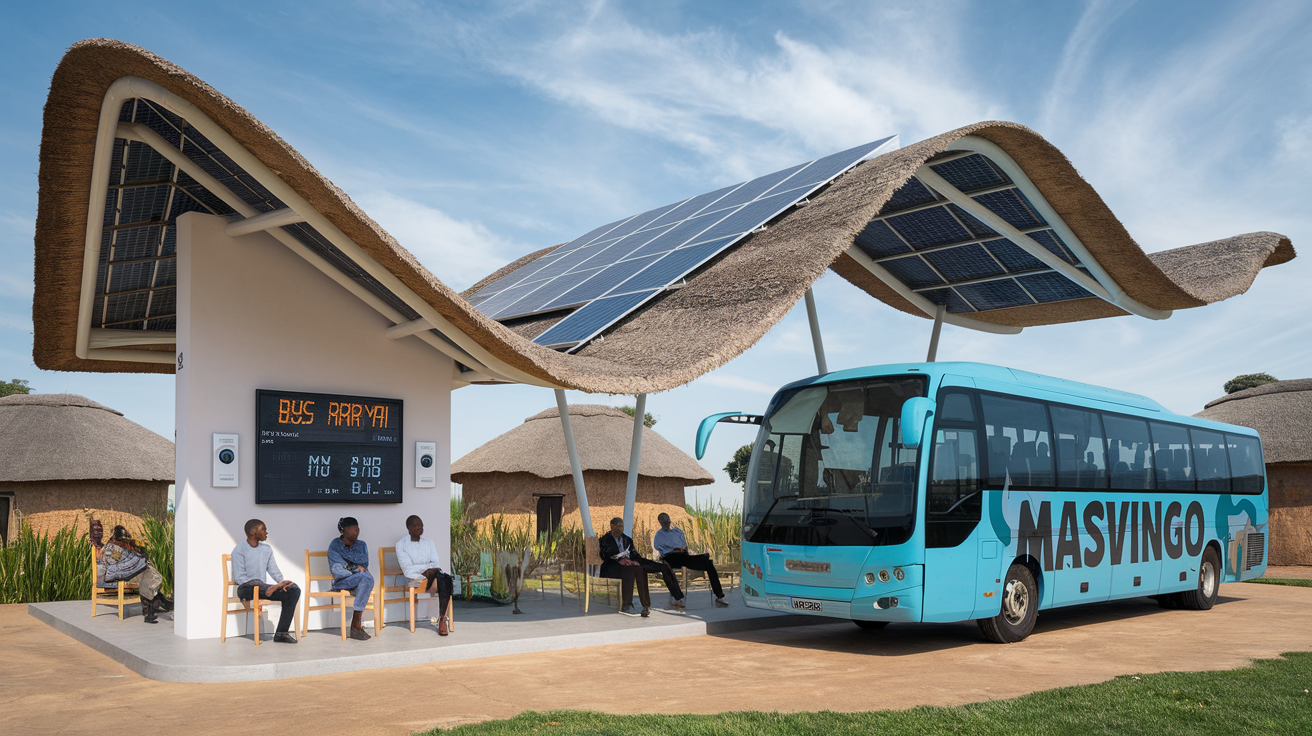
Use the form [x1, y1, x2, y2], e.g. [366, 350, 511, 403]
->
[1027, 229, 1078, 264]
[954, 279, 1033, 311]
[983, 238, 1046, 273]
[588, 203, 681, 245]
[788, 139, 894, 190]
[1017, 272, 1092, 303]
[704, 163, 809, 213]
[534, 289, 661, 346]
[973, 188, 1046, 230]
[929, 153, 1011, 192]
[494, 267, 607, 318]
[622, 213, 720, 259]
[644, 184, 742, 231]
[920, 287, 975, 314]
[879, 176, 939, 214]
[854, 220, 911, 259]
[473, 281, 549, 318]
[618, 237, 737, 293]
[947, 203, 997, 239]
[690, 191, 797, 244]
[881, 256, 943, 289]
[923, 244, 1006, 282]
[541, 254, 663, 310]
[886, 206, 971, 248]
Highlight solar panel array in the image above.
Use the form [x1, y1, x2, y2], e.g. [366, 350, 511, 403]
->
[469, 137, 897, 350]
[852, 151, 1095, 314]
[95, 99, 421, 334]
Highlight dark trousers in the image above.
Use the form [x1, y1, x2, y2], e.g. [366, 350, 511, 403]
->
[421, 570, 454, 619]
[662, 552, 724, 598]
[611, 563, 651, 609]
[640, 558, 684, 600]
[237, 582, 301, 633]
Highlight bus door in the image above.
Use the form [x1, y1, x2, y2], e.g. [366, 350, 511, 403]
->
[922, 378, 985, 622]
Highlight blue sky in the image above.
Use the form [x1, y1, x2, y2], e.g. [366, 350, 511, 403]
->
[2, 1, 1309, 506]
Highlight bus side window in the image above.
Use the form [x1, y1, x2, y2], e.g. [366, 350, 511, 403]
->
[1226, 434, 1264, 494]
[1051, 405, 1108, 489]
[928, 427, 982, 548]
[980, 394, 1054, 488]
[1150, 422, 1195, 491]
[1191, 428, 1231, 492]
[1103, 414, 1154, 490]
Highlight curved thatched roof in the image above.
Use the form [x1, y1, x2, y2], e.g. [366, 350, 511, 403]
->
[452, 405, 713, 485]
[33, 40, 1294, 395]
[0, 393, 174, 482]
[1195, 380, 1312, 465]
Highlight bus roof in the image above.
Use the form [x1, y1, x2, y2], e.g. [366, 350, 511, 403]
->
[776, 362, 1254, 436]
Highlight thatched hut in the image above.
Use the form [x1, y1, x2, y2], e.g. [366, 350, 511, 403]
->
[0, 393, 174, 542]
[1196, 380, 1312, 565]
[452, 405, 713, 536]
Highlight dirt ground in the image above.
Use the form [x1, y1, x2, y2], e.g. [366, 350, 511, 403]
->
[3, 582, 1310, 736]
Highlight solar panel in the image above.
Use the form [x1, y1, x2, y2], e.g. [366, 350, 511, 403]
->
[471, 136, 898, 349]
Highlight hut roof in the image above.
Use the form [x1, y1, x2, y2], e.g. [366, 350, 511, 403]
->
[0, 393, 175, 482]
[32, 40, 1293, 394]
[452, 405, 713, 485]
[1195, 379, 1312, 465]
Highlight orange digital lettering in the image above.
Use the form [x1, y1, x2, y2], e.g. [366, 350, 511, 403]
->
[351, 403, 363, 427]
[303, 401, 314, 423]
[279, 399, 291, 424]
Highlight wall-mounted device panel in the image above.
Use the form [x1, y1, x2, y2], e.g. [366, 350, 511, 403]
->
[213, 433, 239, 487]
[415, 441, 437, 488]
[255, 389, 403, 504]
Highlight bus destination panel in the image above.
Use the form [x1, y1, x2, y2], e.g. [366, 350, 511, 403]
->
[255, 389, 403, 504]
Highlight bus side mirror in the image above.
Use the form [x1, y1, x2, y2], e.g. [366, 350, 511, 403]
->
[900, 397, 936, 449]
[695, 413, 763, 459]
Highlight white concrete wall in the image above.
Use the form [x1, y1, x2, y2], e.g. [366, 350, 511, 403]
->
[175, 213, 452, 639]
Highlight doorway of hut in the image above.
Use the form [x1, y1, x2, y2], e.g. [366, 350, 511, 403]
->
[535, 494, 563, 537]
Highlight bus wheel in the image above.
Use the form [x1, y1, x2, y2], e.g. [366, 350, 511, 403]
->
[853, 620, 889, 631]
[1178, 546, 1221, 611]
[978, 563, 1038, 643]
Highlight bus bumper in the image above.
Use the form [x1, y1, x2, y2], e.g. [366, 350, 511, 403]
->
[749, 580, 922, 623]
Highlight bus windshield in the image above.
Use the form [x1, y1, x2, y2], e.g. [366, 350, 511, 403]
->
[744, 376, 925, 546]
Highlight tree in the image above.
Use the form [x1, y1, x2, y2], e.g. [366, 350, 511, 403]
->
[724, 443, 754, 488]
[1224, 373, 1278, 394]
[619, 405, 657, 428]
[0, 379, 30, 398]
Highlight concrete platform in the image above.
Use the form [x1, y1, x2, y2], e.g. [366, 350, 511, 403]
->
[29, 589, 815, 683]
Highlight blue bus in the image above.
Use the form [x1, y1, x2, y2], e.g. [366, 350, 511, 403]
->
[698, 362, 1268, 642]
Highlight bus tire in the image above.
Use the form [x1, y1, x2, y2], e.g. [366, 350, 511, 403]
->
[853, 620, 889, 631]
[1178, 546, 1221, 611]
[978, 563, 1038, 643]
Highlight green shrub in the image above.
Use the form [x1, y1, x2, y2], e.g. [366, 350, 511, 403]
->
[1225, 373, 1278, 394]
[0, 522, 92, 603]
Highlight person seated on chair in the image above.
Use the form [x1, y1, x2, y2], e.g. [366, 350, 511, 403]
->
[328, 517, 375, 641]
[599, 517, 686, 616]
[395, 514, 453, 637]
[231, 518, 301, 644]
[100, 525, 171, 624]
[654, 513, 730, 608]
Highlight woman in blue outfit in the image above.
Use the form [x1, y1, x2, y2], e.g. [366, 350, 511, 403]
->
[327, 517, 375, 641]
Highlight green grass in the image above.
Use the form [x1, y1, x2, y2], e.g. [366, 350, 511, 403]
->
[422, 652, 1312, 735]
[1246, 577, 1312, 588]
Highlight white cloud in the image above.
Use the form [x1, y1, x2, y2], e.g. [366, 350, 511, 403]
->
[350, 190, 528, 291]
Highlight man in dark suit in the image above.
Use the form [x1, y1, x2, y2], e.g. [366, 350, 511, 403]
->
[598, 517, 685, 616]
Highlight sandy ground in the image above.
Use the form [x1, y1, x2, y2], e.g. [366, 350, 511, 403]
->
[3, 582, 1310, 736]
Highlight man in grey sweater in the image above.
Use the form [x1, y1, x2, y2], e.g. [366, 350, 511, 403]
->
[231, 518, 301, 643]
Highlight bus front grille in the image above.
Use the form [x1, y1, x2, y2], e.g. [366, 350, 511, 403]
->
[1244, 533, 1266, 571]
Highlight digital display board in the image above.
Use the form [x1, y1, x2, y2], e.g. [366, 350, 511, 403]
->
[255, 389, 403, 504]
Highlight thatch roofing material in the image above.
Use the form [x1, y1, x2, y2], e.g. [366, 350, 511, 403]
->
[1196, 380, 1312, 465]
[34, 40, 1294, 394]
[0, 393, 175, 482]
[452, 405, 713, 485]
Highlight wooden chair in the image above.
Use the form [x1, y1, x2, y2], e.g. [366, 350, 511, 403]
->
[301, 550, 377, 640]
[90, 545, 140, 619]
[220, 553, 301, 645]
[582, 535, 620, 613]
[377, 546, 455, 635]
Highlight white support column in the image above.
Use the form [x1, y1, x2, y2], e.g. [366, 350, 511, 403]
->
[803, 287, 829, 375]
[926, 303, 945, 362]
[623, 394, 646, 536]
[556, 389, 595, 536]
[223, 207, 306, 237]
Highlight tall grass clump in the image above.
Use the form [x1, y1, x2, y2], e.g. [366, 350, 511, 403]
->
[686, 498, 742, 564]
[139, 510, 175, 597]
[0, 522, 92, 603]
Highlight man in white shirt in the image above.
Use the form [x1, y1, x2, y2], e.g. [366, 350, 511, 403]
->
[231, 518, 301, 643]
[395, 515, 453, 636]
[654, 513, 729, 607]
